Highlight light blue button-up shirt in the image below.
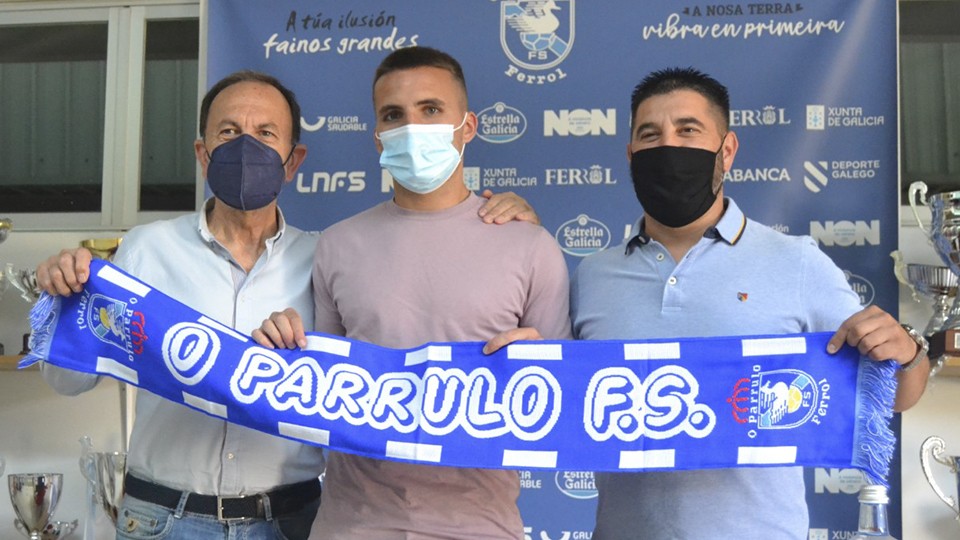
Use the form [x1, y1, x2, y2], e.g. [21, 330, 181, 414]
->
[43, 200, 323, 495]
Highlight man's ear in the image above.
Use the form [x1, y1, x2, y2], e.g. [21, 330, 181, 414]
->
[721, 130, 739, 172]
[461, 111, 479, 144]
[194, 139, 210, 178]
[283, 144, 308, 182]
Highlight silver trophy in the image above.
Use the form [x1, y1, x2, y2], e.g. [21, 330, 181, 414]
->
[893, 251, 958, 336]
[14, 519, 78, 540]
[4, 263, 40, 303]
[909, 182, 960, 327]
[8, 473, 63, 540]
[79, 437, 126, 525]
[920, 436, 960, 523]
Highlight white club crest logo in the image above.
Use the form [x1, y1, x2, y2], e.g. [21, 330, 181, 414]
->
[501, 0, 575, 72]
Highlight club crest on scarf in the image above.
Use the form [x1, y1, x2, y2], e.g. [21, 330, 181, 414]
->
[729, 366, 830, 435]
[80, 291, 147, 357]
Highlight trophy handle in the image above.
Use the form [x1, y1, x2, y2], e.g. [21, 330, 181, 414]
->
[920, 436, 960, 514]
[79, 436, 97, 485]
[909, 181, 930, 234]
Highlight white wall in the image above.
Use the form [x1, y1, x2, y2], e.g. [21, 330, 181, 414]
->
[2, 223, 960, 539]
[0, 231, 126, 540]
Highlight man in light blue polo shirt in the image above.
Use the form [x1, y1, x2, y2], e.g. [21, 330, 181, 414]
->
[570, 67, 929, 539]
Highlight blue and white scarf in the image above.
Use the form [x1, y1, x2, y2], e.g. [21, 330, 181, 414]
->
[24, 261, 897, 484]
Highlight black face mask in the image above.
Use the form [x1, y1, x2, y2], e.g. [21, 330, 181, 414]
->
[630, 142, 724, 228]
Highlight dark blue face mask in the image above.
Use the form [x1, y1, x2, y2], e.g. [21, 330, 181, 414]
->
[206, 135, 289, 211]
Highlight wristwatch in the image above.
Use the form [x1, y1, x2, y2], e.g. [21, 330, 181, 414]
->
[899, 324, 929, 372]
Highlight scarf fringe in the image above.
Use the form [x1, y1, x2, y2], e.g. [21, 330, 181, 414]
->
[852, 358, 897, 486]
[20, 292, 60, 369]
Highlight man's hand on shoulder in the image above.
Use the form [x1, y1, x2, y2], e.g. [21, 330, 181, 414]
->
[478, 189, 540, 225]
[36, 247, 93, 296]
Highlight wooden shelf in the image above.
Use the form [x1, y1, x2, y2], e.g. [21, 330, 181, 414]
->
[0, 355, 36, 371]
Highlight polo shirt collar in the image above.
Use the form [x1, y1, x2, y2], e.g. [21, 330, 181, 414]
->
[625, 197, 748, 254]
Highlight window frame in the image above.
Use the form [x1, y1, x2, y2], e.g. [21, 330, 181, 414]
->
[0, 0, 202, 231]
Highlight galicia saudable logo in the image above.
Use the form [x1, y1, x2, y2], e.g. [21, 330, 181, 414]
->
[300, 115, 367, 133]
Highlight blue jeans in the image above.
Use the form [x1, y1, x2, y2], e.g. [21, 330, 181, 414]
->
[115, 493, 320, 540]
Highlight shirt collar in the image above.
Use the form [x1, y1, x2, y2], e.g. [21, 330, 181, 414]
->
[624, 197, 748, 254]
[711, 197, 748, 245]
[196, 197, 287, 246]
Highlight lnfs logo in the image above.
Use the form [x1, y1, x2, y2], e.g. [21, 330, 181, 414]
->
[501, 0, 574, 85]
[728, 366, 829, 437]
[85, 293, 147, 355]
[297, 171, 365, 193]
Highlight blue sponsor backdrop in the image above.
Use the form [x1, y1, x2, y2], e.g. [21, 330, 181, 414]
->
[207, 1, 899, 537]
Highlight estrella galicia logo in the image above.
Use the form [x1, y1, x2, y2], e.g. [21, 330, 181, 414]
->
[555, 214, 611, 257]
[501, 0, 574, 81]
[729, 368, 823, 431]
[554, 471, 597, 499]
[86, 293, 147, 355]
[844, 270, 875, 306]
[476, 102, 527, 143]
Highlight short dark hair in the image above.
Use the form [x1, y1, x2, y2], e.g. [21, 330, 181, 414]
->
[373, 46, 467, 100]
[630, 67, 730, 131]
[199, 70, 302, 143]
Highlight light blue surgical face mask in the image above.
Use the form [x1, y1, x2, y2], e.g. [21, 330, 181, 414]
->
[376, 114, 467, 194]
